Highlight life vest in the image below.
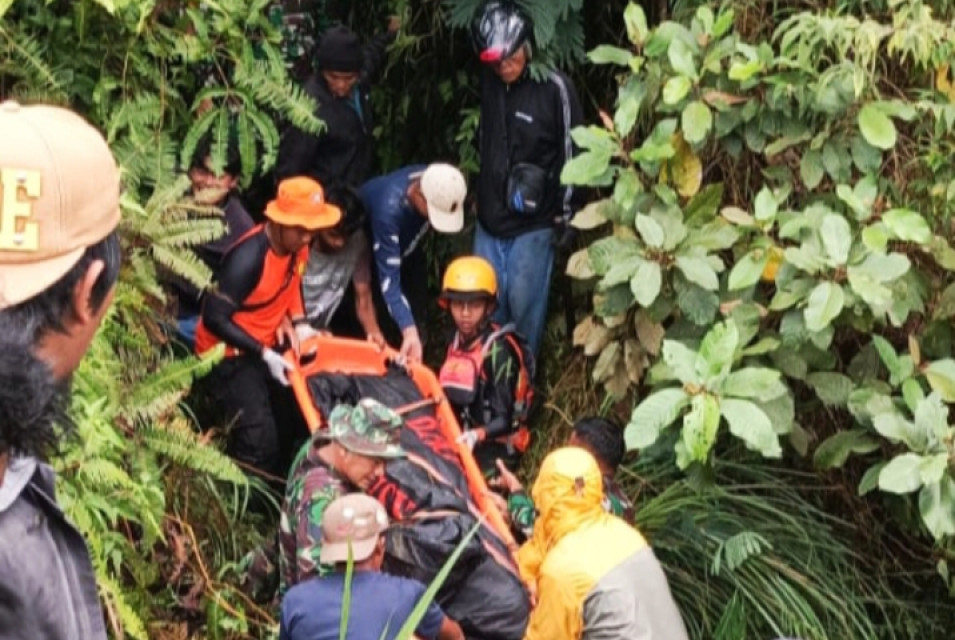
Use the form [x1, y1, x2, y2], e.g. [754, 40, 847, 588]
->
[438, 323, 535, 453]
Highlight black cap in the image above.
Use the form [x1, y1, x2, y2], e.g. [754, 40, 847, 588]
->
[316, 25, 364, 73]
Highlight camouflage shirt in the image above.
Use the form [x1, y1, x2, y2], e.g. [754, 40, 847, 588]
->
[277, 440, 349, 598]
[267, 0, 328, 78]
[507, 475, 635, 539]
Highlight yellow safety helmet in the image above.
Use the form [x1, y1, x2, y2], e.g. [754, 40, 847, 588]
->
[439, 256, 498, 308]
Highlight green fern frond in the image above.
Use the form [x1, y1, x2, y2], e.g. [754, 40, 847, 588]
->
[142, 422, 247, 485]
[97, 573, 149, 640]
[79, 458, 138, 491]
[712, 531, 773, 575]
[154, 218, 227, 248]
[150, 244, 215, 290]
[233, 60, 322, 133]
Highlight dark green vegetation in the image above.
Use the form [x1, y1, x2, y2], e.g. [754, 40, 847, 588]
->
[2, 0, 955, 637]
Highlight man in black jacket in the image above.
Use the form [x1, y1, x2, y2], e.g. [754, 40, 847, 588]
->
[0, 100, 122, 640]
[470, 1, 584, 358]
[276, 21, 397, 190]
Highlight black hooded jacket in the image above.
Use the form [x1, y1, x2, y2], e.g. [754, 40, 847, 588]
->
[275, 30, 394, 189]
[476, 65, 585, 238]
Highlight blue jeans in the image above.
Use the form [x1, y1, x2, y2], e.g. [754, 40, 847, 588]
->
[473, 224, 554, 357]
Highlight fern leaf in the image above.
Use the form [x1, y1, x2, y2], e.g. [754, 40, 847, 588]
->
[142, 422, 247, 485]
[154, 218, 227, 248]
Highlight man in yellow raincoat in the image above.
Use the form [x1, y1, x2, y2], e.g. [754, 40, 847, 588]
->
[518, 447, 689, 639]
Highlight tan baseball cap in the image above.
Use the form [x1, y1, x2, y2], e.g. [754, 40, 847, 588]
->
[0, 101, 120, 309]
[320, 493, 390, 564]
[420, 163, 466, 234]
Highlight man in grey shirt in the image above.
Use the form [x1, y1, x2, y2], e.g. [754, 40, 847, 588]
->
[0, 101, 122, 639]
[302, 185, 386, 349]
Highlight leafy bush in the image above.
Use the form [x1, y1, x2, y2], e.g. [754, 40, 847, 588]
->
[563, 0, 955, 585]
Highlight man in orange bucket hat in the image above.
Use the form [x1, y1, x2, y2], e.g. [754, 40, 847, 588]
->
[195, 176, 341, 485]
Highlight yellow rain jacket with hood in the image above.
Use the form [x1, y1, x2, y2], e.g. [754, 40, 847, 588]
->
[517, 448, 688, 640]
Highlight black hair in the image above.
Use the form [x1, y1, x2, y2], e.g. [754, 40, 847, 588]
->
[571, 416, 626, 472]
[0, 230, 122, 458]
[324, 183, 367, 236]
[189, 129, 242, 178]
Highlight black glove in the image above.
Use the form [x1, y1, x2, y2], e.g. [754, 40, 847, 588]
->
[552, 217, 577, 251]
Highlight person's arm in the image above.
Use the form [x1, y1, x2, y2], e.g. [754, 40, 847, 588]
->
[435, 617, 464, 640]
[200, 236, 267, 355]
[372, 215, 421, 360]
[353, 238, 385, 348]
[414, 594, 464, 640]
[479, 338, 520, 439]
[361, 20, 399, 83]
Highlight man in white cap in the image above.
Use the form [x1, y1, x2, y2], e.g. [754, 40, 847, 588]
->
[360, 163, 467, 363]
[0, 100, 122, 639]
[279, 493, 464, 640]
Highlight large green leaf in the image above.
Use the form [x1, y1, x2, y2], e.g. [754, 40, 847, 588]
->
[873, 412, 923, 450]
[668, 38, 697, 78]
[588, 236, 641, 275]
[820, 214, 852, 265]
[675, 255, 719, 290]
[636, 214, 665, 248]
[882, 209, 932, 244]
[623, 2, 649, 45]
[721, 398, 782, 458]
[626, 388, 690, 450]
[858, 103, 897, 150]
[681, 393, 721, 465]
[601, 256, 646, 289]
[914, 392, 949, 443]
[561, 150, 613, 186]
[728, 250, 770, 291]
[588, 45, 635, 67]
[806, 372, 854, 407]
[721, 368, 786, 401]
[925, 359, 955, 402]
[919, 476, 955, 539]
[804, 281, 845, 331]
[753, 187, 778, 222]
[879, 453, 925, 494]
[662, 339, 700, 385]
[570, 199, 610, 230]
[630, 260, 663, 306]
[663, 76, 692, 105]
[696, 321, 740, 381]
[814, 429, 881, 470]
[682, 100, 712, 144]
[919, 453, 950, 486]
[800, 149, 825, 189]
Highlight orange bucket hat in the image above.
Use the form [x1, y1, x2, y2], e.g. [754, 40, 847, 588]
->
[265, 177, 342, 230]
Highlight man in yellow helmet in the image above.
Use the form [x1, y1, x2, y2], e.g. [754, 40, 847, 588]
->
[437, 256, 535, 473]
[518, 447, 688, 639]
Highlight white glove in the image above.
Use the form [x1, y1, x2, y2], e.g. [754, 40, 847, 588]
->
[456, 429, 485, 451]
[262, 348, 293, 386]
[295, 322, 320, 342]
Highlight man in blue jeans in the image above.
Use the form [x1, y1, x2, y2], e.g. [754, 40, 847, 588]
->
[470, 1, 585, 357]
[279, 493, 464, 640]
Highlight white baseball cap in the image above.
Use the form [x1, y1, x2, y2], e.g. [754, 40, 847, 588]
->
[420, 163, 466, 234]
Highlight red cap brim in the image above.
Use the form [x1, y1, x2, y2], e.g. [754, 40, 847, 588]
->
[480, 49, 504, 63]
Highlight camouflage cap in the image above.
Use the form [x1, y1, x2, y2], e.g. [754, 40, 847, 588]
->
[320, 398, 406, 459]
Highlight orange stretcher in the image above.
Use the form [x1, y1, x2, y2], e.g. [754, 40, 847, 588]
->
[284, 335, 517, 552]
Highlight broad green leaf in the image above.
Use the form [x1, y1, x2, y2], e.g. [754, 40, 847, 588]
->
[663, 76, 692, 105]
[684, 184, 723, 223]
[756, 391, 795, 434]
[669, 137, 703, 199]
[850, 135, 883, 173]
[721, 206, 755, 226]
[662, 339, 700, 385]
[861, 223, 889, 253]
[804, 281, 845, 331]
[728, 59, 762, 82]
[721, 398, 781, 458]
[682, 101, 712, 144]
[859, 461, 887, 495]
[902, 378, 925, 414]
[919, 476, 955, 539]
[879, 453, 925, 494]
[858, 103, 897, 150]
[920, 453, 950, 486]
[675, 255, 719, 291]
[0, 0, 15, 20]
[601, 256, 646, 289]
[630, 260, 663, 307]
[806, 372, 854, 407]
[722, 367, 786, 401]
[712, 8, 734, 37]
[571, 126, 618, 153]
[800, 149, 825, 189]
[636, 214, 665, 248]
[697, 320, 740, 380]
[676, 277, 720, 326]
[589, 45, 635, 66]
[588, 236, 641, 275]
[623, 3, 649, 45]
[925, 359, 955, 402]
[626, 388, 690, 449]
[615, 76, 647, 137]
[682, 393, 721, 463]
[814, 429, 880, 470]
[561, 150, 613, 186]
[668, 38, 697, 78]
[913, 392, 948, 442]
[820, 214, 852, 265]
[753, 187, 777, 222]
[882, 209, 932, 244]
[686, 220, 740, 251]
[932, 282, 955, 320]
[873, 412, 922, 450]
[728, 250, 770, 291]
[847, 253, 910, 283]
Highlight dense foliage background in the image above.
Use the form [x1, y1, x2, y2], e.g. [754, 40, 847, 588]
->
[3, 0, 955, 638]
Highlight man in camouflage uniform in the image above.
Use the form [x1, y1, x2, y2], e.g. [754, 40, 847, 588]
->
[490, 416, 635, 540]
[240, 397, 405, 602]
[267, 0, 330, 80]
